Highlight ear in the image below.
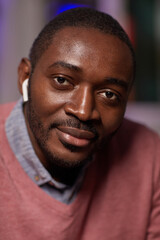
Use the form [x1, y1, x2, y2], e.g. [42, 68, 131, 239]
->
[17, 58, 31, 96]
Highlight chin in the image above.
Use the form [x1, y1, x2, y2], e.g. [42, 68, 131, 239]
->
[50, 148, 93, 169]
[42, 141, 94, 169]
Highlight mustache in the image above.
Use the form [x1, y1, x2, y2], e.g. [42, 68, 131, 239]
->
[49, 118, 99, 138]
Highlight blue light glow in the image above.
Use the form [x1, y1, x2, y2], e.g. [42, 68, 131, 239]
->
[57, 3, 88, 15]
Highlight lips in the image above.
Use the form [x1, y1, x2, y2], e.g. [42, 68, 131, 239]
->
[56, 126, 96, 147]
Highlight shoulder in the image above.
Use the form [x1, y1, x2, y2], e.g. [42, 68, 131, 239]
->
[105, 118, 160, 185]
[117, 118, 160, 146]
[0, 102, 17, 122]
[109, 118, 160, 165]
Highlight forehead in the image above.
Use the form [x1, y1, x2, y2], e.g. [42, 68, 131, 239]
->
[35, 26, 133, 83]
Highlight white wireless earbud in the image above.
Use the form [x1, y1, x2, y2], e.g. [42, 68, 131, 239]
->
[22, 78, 29, 102]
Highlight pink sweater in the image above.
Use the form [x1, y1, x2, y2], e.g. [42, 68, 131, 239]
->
[0, 103, 160, 240]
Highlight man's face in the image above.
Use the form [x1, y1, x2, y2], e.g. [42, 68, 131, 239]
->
[24, 27, 133, 169]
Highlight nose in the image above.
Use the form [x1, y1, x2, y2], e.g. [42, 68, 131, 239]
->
[64, 85, 100, 122]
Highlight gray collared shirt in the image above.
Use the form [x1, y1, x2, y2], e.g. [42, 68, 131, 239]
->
[5, 99, 85, 204]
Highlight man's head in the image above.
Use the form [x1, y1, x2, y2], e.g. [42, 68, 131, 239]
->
[29, 7, 135, 77]
[18, 7, 135, 183]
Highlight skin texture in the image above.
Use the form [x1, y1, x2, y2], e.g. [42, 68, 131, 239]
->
[18, 27, 133, 184]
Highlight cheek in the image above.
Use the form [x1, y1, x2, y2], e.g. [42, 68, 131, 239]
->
[30, 82, 69, 117]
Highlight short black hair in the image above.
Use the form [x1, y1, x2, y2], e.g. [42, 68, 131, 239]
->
[29, 7, 135, 78]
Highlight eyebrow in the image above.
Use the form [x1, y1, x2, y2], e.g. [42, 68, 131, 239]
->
[104, 77, 129, 91]
[48, 61, 82, 72]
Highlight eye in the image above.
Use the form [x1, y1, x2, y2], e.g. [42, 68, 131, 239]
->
[98, 89, 121, 106]
[54, 76, 70, 86]
[101, 90, 118, 100]
[50, 75, 74, 90]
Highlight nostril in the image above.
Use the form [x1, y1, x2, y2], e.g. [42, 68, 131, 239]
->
[64, 102, 77, 115]
[64, 101, 87, 119]
[64, 101, 100, 122]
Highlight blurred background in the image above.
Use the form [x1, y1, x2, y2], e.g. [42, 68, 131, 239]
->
[0, 0, 160, 133]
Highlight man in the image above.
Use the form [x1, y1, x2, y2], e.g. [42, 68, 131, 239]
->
[0, 7, 160, 240]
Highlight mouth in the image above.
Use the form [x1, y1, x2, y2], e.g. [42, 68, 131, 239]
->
[56, 126, 97, 148]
